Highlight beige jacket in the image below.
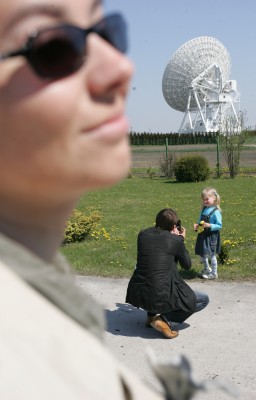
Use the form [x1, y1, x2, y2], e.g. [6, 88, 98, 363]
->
[0, 235, 163, 400]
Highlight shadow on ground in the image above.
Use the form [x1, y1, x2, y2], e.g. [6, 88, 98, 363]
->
[105, 303, 190, 339]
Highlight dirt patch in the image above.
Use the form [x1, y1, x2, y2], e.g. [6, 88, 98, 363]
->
[131, 144, 256, 169]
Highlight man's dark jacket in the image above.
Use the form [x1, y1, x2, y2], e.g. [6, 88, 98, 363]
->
[126, 227, 196, 314]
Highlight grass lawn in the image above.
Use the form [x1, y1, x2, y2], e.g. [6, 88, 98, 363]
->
[61, 175, 256, 281]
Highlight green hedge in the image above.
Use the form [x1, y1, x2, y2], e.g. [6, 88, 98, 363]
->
[129, 130, 256, 146]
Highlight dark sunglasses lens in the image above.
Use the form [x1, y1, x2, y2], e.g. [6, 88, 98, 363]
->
[96, 14, 127, 53]
[26, 14, 127, 79]
[28, 27, 85, 78]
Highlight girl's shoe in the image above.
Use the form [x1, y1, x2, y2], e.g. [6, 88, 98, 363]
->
[198, 268, 212, 278]
[202, 273, 218, 279]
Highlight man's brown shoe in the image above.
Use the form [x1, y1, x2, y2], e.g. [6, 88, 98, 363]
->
[150, 316, 179, 339]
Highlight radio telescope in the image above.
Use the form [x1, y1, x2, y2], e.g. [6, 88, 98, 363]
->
[162, 36, 240, 133]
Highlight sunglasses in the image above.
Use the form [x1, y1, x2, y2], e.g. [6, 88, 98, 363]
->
[0, 13, 127, 79]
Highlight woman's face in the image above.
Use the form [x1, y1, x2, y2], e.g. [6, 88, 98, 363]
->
[0, 0, 134, 205]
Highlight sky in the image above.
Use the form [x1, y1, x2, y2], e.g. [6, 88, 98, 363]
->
[105, 0, 256, 133]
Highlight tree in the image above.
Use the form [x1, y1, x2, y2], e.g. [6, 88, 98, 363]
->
[159, 151, 177, 178]
[219, 112, 248, 179]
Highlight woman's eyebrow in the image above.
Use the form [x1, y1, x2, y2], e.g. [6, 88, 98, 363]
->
[1, 5, 66, 34]
[92, 0, 103, 13]
[2, 0, 103, 35]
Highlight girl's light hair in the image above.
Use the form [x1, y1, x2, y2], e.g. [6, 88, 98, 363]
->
[201, 187, 221, 210]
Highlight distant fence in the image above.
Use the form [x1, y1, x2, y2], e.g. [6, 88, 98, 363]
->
[129, 130, 256, 146]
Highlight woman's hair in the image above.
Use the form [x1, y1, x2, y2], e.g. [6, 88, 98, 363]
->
[201, 187, 221, 210]
[155, 208, 178, 231]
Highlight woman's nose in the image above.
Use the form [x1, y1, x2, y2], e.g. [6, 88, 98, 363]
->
[85, 33, 134, 98]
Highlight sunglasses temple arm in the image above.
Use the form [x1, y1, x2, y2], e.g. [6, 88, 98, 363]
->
[0, 47, 28, 61]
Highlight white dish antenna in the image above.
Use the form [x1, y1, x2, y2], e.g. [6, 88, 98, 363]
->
[162, 36, 240, 133]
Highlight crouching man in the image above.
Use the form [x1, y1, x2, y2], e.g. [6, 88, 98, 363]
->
[126, 208, 209, 338]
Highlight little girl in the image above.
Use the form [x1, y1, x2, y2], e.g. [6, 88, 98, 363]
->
[194, 187, 222, 279]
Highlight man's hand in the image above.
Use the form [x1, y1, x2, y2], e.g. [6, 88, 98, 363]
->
[179, 227, 186, 239]
[172, 226, 186, 238]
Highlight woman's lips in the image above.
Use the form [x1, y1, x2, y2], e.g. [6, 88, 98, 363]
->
[82, 115, 130, 142]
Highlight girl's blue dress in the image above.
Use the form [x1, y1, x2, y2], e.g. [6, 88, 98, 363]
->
[195, 207, 221, 257]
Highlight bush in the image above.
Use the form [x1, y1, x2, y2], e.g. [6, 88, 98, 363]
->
[218, 240, 231, 264]
[174, 155, 210, 182]
[127, 170, 133, 179]
[147, 167, 156, 179]
[159, 152, 177, 178]
[63, 209, 102, 244]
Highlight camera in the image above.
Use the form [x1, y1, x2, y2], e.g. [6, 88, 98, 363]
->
[176, 219, 182, 232]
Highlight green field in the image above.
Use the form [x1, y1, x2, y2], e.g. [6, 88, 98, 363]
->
[61, 174, 256, 281]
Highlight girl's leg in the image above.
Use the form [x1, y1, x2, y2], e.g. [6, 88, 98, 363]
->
[200, 256, 212, 274]
[210, 254, 218, 276]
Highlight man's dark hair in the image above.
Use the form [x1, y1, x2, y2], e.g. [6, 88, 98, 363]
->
[155, 208, 178, 231]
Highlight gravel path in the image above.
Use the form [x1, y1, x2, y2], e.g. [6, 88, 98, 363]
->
[77, 276, 256, 400]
